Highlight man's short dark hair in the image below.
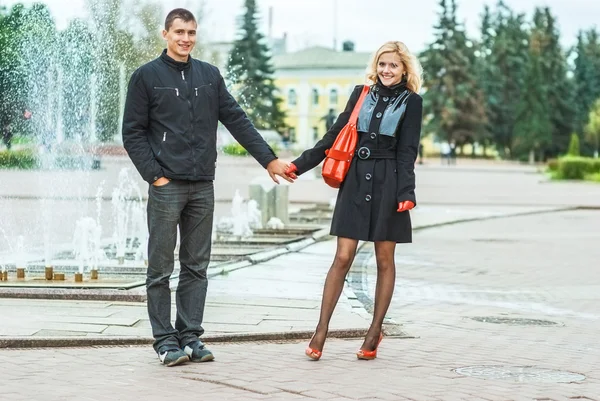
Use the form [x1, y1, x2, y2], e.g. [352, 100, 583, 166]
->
[165, 8, 196, 31]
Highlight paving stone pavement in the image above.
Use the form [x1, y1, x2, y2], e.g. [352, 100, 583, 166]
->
[2, 158, 600, 399]
[0, 336, 598, 401]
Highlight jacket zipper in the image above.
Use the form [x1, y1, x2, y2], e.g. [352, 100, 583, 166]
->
[181, 71, 185, 81]
[194, 83, 212, 97]
[163, 132, 166, 142]
[154, 86, 179, 96]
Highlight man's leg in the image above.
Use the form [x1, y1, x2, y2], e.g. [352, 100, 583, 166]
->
[146, 180, 187, 354]
[175, 181, 214, 349]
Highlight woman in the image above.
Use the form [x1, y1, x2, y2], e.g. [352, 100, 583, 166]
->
[285, 41, 423, 360]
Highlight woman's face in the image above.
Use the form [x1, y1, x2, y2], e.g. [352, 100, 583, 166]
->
[377, 52, 405, 87]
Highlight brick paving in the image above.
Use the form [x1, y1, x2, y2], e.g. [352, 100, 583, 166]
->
[2, 158, 600, 399]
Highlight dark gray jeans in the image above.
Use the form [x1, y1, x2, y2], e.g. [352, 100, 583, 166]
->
[146, 179, 214, 353]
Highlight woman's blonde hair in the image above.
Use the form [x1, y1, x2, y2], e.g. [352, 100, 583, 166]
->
[366, 41, 423, 93]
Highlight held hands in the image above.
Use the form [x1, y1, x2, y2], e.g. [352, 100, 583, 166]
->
[267, 159, 295, 184]
[284, 163, 298, 180]
[397, 200, 415, 212]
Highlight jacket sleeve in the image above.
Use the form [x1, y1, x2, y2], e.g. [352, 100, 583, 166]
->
[292, 85, 362, 175]
[396, 93, 423, 205]
[216, 73, 277, 168]
[121, 69, 164, 184]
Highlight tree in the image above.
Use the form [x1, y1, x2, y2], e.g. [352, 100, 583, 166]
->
[17, 4, 59, 142]
[513, 15, 553, 161]
[226, 0, 287, 134]
[0, 5, 26, 131]
[585, 99, 600, 157]
[87, 0, 122, 142]
[421, 0, 487, 152]
[539, 7, 574, 158]
[132, 1, 165, 65]
[477, 1, 529, 158]
[573, 29, 600, 145]
[60, 19, 94, 141]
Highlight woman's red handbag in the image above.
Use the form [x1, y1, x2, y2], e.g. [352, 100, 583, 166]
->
[321, 85, 370, 188]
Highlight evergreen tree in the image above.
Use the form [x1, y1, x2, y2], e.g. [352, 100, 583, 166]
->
[477, 1, 529, 158]
[539, 7, 574, 158]
[584, 99, 600, 157]
[513, 12, 553, 161]
[0, 5, 27, 132]
[421, 0, 487, 150]
[60, 19, 94, 141]
[226, 0, 287, 134]
[87, 0, 121, 142]
[573, 29, 600, 147]
[18, 4, 58, 142]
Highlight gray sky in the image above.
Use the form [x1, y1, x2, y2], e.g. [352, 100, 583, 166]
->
[3, 0, 599, 53]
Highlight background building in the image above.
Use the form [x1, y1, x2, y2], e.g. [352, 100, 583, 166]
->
[272, 43, 371, 148]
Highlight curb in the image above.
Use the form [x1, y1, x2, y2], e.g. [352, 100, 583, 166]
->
[411, 206, 579, 232]
[0, 287, 147, 302]
[0, 327, 414, 349]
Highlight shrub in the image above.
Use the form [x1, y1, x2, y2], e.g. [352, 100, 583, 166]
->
[567, 133, 580, 156]
[585, 172, 600, 182]
[557, 156, 597, 180]
[546, 158, 559, 172]
[0, 149, 38, 169]
[221, 142, 248, 156]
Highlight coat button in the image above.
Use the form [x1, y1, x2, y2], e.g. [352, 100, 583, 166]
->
[383, 97, 389, 102]
[365, 194, 372, 202]
[370, 132, 377, 139]
[365, 173, 372, 181]
[376, 112, 382, 118]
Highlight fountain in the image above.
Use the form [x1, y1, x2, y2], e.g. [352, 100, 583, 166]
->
[0, 2, 326, 297]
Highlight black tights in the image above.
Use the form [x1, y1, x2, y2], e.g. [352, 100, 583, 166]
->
[309, 238, 396, 352]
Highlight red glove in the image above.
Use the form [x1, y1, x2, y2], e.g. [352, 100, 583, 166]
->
[397, 200, 415, 212]
[285, 163, 298, 179]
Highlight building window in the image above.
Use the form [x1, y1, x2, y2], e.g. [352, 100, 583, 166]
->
[312, 89, 319, 106]
[288, 89, 297, 106]
[329, 88, 338, 106]
[313, 126, 319, 141]
[289, 127, 296, 142]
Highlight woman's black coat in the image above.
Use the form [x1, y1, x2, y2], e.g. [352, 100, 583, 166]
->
[292, 80, 423, 243]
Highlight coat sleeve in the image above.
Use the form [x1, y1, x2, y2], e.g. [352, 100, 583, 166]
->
[292, 85, 363, 175]
[216, 73, 277, 169]
[121, 69, 164, 184]
[396, 93, 423, 205]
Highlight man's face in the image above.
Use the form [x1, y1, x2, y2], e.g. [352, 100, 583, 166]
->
[162, 18, 197, 61]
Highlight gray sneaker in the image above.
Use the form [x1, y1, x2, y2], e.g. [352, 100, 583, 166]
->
[184, 341, 214, 362]
[158, 348, 189, 367]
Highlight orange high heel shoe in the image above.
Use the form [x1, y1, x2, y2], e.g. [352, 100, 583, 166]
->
[356, 333, 383, 360]
[305, 333, 324, 361]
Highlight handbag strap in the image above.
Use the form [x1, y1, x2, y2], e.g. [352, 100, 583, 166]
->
[348, 85, 370, 125]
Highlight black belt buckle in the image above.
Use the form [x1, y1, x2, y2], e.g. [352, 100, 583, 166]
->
[357, 146, 371, 160]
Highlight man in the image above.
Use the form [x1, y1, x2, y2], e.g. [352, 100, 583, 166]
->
[122, 8, 292, 367]
[321, 108, 337, 132]
[1, 123, 12, 150]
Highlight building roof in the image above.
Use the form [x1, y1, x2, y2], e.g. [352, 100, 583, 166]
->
[273, 46, 372, 70]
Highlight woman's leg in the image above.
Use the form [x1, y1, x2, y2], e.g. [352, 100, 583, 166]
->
[360, 240, 397, 351]
[309, 237, 359, 351]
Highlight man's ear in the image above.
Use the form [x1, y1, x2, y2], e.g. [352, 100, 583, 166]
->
[161, 29, 168, 40]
